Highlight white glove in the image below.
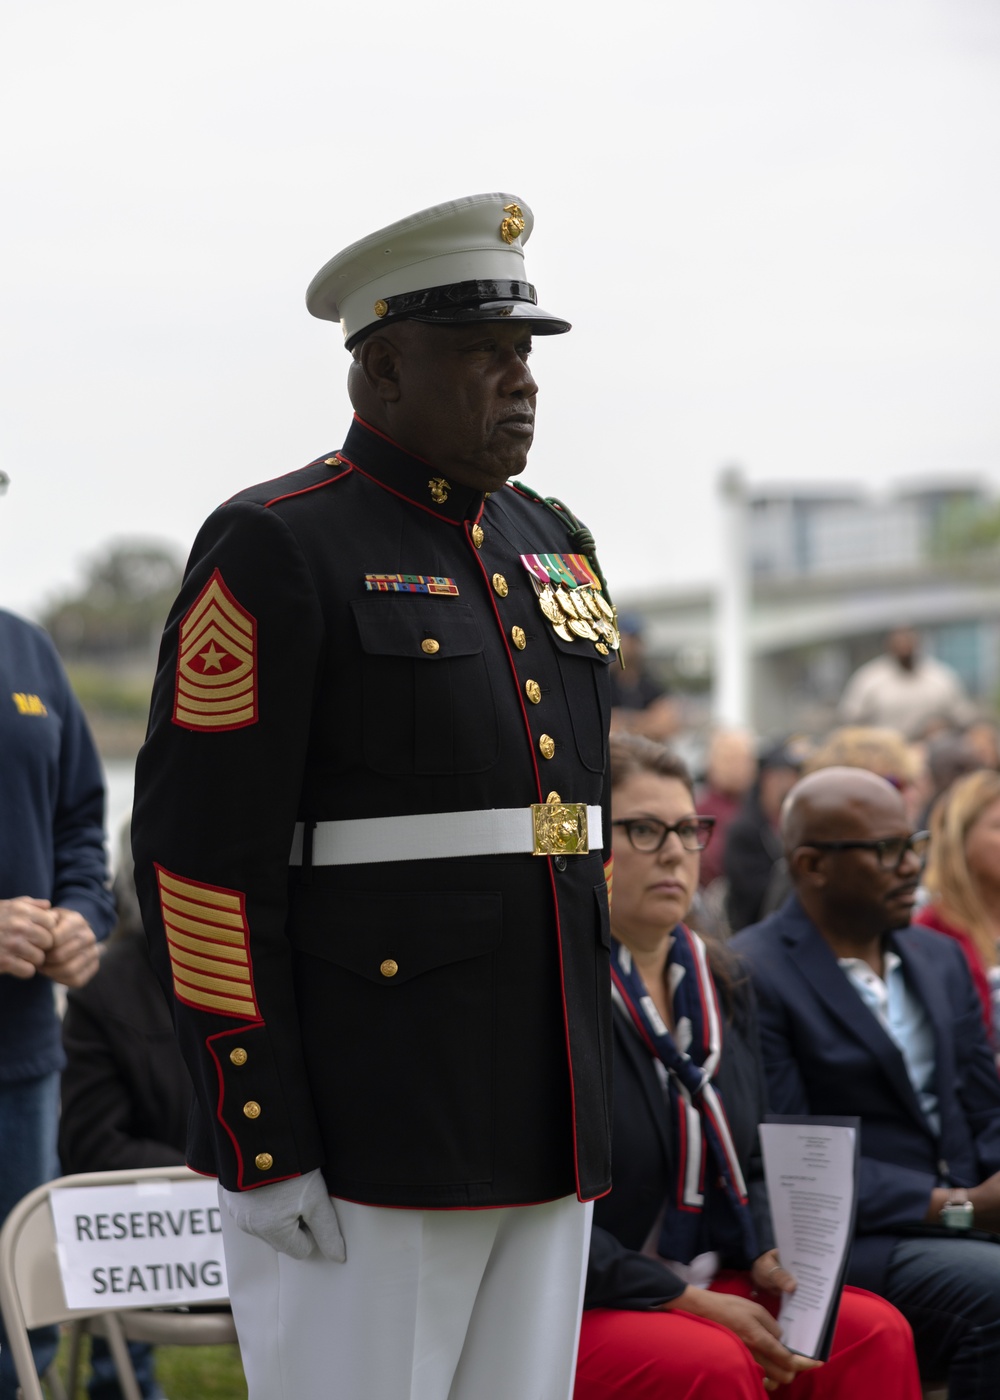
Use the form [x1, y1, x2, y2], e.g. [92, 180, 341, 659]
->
[222, 1168, 346, 1262]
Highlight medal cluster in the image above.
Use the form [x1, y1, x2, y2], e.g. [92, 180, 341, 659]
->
[530, 577, 620, 656]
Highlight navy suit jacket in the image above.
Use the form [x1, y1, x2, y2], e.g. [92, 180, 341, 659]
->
[732, 896, 1000, 1293]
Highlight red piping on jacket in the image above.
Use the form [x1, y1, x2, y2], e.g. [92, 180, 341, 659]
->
[465, 522, 590, 1202]
[265, 466, 352, 509]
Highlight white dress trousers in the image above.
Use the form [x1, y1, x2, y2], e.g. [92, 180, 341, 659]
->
[219, 1189, 593, 1400]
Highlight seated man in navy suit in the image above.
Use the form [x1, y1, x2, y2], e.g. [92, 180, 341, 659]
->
[732, 766, 1000, 1400]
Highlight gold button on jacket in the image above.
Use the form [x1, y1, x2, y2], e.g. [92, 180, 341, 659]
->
[380, 959, 399, 977]
[492, 573, 508, 597]
[229, 1047, 248, 1066]
[420, 638, 440, 655]
[243, 1100, 261, 1119]
[255, 1152, 274, 1171]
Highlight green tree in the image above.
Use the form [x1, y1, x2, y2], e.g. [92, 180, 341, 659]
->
[41, 539, 183, 662]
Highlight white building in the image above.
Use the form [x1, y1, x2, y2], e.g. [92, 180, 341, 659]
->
[623, 479, 999, 736]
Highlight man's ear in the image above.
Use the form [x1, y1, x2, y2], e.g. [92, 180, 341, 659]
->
[356, 335, 402, 404]
[788, 845, 826, 890]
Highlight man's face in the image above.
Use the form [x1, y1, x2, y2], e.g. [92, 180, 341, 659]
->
[887, 628, 919, 668]
[383, 321, 539, 494]
[808, 784, 923, 936]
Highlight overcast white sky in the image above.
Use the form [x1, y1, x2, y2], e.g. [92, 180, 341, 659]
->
[2, 0, 999, 619]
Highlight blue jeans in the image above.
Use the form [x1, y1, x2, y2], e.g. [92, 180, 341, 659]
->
[0, 1073, 61, 1400]
[884, 1234, 1000, 1400]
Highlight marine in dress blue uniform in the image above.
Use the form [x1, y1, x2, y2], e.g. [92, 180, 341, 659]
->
[131, 193, 617, 1400]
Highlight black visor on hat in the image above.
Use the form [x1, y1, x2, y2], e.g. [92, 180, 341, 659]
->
[345, 278, 570, 349]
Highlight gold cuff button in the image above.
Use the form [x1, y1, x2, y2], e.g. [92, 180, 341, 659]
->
[380, 959, 399, 978]
[229, 1047, 248, 1067]
[471, 524, 484, 548]
[243, 1101, 261, 1119]
[511, 626, 527, 650]
[539, 734, 556, 759]
[255, 1153, 273, 1171]
[421, 638, 440, 655]
[525, 679, 542, 704]
[492, 573, 508, 597]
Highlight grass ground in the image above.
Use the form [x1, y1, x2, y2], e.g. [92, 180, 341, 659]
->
[52, 1335, 247, 1399]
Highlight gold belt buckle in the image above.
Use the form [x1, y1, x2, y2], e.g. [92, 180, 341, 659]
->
[531, 798, 589, 856]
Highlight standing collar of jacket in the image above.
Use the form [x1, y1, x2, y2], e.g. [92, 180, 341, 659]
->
[336, 414, 486, 526]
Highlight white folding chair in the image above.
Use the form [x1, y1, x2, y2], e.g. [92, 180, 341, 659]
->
[0, 1166, 238, 1400]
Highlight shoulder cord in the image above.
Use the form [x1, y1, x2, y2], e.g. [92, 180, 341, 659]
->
[513, 484, 615, 607]
[513, 483, 625, 669]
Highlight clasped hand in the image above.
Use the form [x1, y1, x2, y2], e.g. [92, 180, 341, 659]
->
[0, 897, 100, 986]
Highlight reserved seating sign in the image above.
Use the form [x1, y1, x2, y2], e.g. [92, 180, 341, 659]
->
[50, 1178, 230, 1311]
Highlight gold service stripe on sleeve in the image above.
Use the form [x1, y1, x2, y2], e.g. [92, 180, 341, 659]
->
[173, 978, 258, 1018]
[169, 944, 252, 982]
[166, 928, 250, 964]
[157, 869, 243, 910]
[160, 889, 247, 928]
[157, 865, 260, 1019]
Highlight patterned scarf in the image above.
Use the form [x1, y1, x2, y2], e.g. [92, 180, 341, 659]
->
[610, 926, 758, 1264]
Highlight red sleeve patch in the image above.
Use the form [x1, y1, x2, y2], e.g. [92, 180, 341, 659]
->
[173, 569, 258, 732]
[156, 864, 261, 1020]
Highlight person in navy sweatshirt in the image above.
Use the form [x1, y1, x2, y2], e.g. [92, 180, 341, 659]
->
[0, 602, 116, 1399]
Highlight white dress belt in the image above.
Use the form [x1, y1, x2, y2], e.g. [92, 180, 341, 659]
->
[289, 807, 603, 866]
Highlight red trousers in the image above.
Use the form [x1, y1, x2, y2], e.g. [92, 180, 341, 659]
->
[574, 1277, 922, 1400]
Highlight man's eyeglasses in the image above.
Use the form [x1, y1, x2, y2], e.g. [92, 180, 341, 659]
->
[801, 831, 930, 871]
[612, 817, 716, 854]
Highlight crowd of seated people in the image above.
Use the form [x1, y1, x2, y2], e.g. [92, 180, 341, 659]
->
[576, 700, 1000, 1400]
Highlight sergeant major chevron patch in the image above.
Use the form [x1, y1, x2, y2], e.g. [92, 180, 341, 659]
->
[173, 569, 258, 732]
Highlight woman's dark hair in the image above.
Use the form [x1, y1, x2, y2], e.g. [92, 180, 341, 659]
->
[608, 731, 746, 1014]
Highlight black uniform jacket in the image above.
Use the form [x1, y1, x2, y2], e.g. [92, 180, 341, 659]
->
[585, 977, 775, 1311]
[132, 416, 614, 1208]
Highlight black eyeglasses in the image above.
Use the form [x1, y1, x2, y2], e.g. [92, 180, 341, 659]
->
[802, 831, 930, 871]
[612, 816, 716, 854]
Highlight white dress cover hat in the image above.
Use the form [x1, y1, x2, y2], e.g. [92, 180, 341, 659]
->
[306, 192, 570, 349]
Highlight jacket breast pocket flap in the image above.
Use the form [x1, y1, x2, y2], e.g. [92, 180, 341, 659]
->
[351, 597, 484, 659]
[288, 890, 502, 986]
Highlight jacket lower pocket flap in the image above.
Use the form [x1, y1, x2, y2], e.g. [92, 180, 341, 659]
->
[288, 890, 502, 985]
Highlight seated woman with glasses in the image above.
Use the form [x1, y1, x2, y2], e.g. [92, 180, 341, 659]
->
[915, 769, 1000, 1053]
[574, 733, 922, 1400]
